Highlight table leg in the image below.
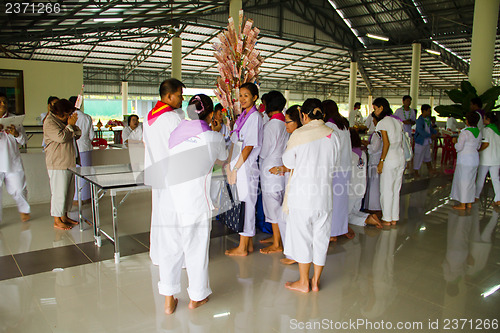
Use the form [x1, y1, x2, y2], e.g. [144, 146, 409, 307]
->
[91, 183, 102, 247]
[110, 191, 120, 263]
[77, 176, 83, 232]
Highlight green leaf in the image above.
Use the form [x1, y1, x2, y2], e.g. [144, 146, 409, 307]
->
[435, 105, 465, 119]
[446, 89, 466, 104]
[461, 81, 477, 96]
[479, 86, 500, 112]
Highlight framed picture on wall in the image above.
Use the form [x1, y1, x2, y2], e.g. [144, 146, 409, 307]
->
[0, 69, 25, 115]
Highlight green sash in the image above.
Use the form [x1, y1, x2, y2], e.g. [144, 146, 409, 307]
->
[465, 127, 480, 138]
[486, 124, 500, 136]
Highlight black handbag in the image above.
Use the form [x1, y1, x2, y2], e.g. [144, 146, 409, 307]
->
[217, 181, 245, 233]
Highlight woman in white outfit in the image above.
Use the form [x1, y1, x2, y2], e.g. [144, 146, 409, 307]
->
[363, 117, 382, 212]
[122, 114, 143, 143]
[268, 105, 302, 265]
[225, 82, 263, 256]
[0, 92, 31, 223]
[258, 91, 289, 254]
[373, 97, 405, 226]
[475, 112, 500, 205]
[282, 98, 340, 293]
[73, 106, 94, 204]
[160, 94, 228, 313]
[450, 111, 483, 210]
[322, 100, 354, 240]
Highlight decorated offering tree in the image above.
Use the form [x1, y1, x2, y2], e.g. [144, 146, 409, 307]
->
[213, 10, 264, 122]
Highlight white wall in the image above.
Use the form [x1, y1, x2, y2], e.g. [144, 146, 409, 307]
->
[0, 59, 83, 125]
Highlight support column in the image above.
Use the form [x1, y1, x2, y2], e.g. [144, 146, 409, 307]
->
[410, 43, 421, 110]
[121, 81, 128, 117]
[230, 0, 243, 29]
[429, 96, 435, 110]
[367, 95, 373, 117]
[284, 89, 290, 108]
[171, 36, 182, 80]
[468, 0, 500, 94]
[348, 61, 357, 126]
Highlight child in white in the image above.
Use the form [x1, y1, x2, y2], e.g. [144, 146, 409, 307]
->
[364, 119, 382, 212]
[0, 93, 30, 223]
[258, 91, 289, 254]
[475, 112, 500, 205]
[450, 111, 482, 210]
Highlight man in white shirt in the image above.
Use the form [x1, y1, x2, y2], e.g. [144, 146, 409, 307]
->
[353, 102, 364, 125]
[393, 95, 416, 136]
[0, 92, 30, 223]
[446, 117, 460, 132]
[122, 114, 143, 143]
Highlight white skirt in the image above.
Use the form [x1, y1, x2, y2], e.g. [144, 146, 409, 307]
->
[450, 163, 478, 203]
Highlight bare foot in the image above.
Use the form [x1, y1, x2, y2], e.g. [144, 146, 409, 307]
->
[452, 204, 467, 210]
[344, 226, 355, 239]
[280, 258, 297, 265]
[20, 213, 31, 222]
[366, 214, 382, 229]
[381, 220, 391, 227]
[62, 216, 78, 225]
[188, 297, 209, 309]
[54, 220, 73, 230]
[466, 203, 472, 209]
[260, 244, 283, 254]
[248, 239, 254, 253]
[259, 237, 273, 244]
[225, 247, 248, 256]
[475, 198, 480, 203]
[310, 278, 320, 292]
[494, 201, 500, 206]
[329, 236, 337, 242]
[285, 280, 309, 293]
[391, 221, 397, 226]
[164, 297, 178, 315]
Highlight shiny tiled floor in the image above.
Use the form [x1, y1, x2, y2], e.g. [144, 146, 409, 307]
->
[0, 175, 499, 332]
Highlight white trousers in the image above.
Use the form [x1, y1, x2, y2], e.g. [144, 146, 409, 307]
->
[348, 196, 369, 226]
[284, 209, 332, 266]
[451, 164, 478, 204]
[364, 165, 381, 211]
[331, 171, 350, 237]
[380, 160, 404, 221]
[157, 209, 212, 301]
[150, 188, 160, 265]
[413, 143, 431, 170]
[475, 165, 500, 202]
[73, 150, 92, 201]
[262, 190, 284, 224]
[47, 169, 74, 217]
[0, 171, 30, 222]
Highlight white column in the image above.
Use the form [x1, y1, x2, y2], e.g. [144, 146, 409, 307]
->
[284, 89, 290, 108]
[348, 61, 357, 126]
[230, 0, 243, 29]
[410, 43, 421, 110]
[121, 81, 128, 117]
[468, 0, 500, 94]
[367, 95, 373, 117]
[429, 96, 435, 110]
[171, 36, 182, 80]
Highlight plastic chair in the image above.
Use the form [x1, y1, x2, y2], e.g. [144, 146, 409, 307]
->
[92, 138, 108, 149]
[441, 135, 456, 173]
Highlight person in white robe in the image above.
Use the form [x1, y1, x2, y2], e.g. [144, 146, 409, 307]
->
[353, 102, 364, 126]
[0, 92, 30, 223]
[73, 107, 94, 203]
[258, 91, 289, 254]
[475, 112, 500, 205]
[159, 94, 227, 314]
[322, 100, 353, 240]
[413, 104, 437, 178]
[282, 98, 340, 293]
[364, 112, 376, 133]
[446, 117, 460, 132]
[225, 82, 263, 256]
[122, 114, 143, 143]
[143, 79, 183, 267]
[450, 111, 482, 210]
[363, 117, 382, 212]
[268, 105, 302, 265]
[348, 129, 382, 228]
[393, 95, 416, 137]
[373, 97, 405, 226]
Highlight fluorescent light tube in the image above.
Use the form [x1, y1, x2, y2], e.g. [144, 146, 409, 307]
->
[425, 49, 440, 55]
[93, 17, 124, 23]
[366, 33, 389, 41]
